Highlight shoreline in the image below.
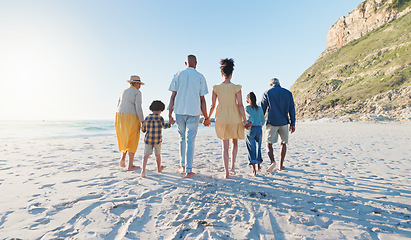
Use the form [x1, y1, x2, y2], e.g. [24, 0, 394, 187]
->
[1, 120, 410, 143]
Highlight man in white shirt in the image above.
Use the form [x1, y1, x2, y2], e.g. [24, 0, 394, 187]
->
[168, 55, 210, 178]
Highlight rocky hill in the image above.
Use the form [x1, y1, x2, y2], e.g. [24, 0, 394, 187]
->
[290, 0, 411, 121]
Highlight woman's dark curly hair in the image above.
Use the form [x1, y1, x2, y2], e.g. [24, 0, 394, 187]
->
[220, 58, 234, 77]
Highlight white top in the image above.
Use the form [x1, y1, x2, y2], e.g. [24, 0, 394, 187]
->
[116, 86, 144, 121]
[168, 67, 208, 116]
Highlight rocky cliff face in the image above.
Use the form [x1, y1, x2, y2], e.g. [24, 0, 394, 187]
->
[290, 0, 411, 121]
[322, 0, 410, 56]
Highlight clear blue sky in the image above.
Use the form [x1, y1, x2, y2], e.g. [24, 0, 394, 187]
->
[0, 0, 363, 120]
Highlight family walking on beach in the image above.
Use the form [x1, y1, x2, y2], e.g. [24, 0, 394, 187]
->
[115, 55, 296, 179]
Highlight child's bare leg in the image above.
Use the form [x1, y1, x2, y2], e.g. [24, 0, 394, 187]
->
[141, 154, 150, 177]
[257, 164, 261, 171]
[231, 139, 238, 174]
[251, 163, 257, 177]
[119, 152, 127, 167]
[155, 154, 164, 173]
[127, 152, 140, 171]
[222, 140, 230, 179]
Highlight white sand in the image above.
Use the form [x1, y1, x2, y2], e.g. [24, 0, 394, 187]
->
[0, 121, 410, 239]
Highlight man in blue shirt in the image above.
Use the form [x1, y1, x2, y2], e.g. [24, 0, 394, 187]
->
[261, 78, 296, 172]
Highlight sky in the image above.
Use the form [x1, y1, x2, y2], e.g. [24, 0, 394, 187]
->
[0, 0, 363, 121]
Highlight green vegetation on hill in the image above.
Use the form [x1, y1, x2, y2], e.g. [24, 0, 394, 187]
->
[291, 11, 411, 118]
[385, 0, 411, 11]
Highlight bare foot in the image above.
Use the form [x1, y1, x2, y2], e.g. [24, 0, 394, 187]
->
[157, 165, 165, 173]
[185, 172, 195, 178]
[126, 165, 140, 171]
[119, 160, 126, 168]
[230, 169, 236, 175]
[257, 164, 262, 171]
[279, 166, 285, 171]
[179, 166, 186, 173]
[224, 173, 230, 179]
[266, 162, 276, 173]
[252, 170, 257, 177]
[140, 172, 146, 178]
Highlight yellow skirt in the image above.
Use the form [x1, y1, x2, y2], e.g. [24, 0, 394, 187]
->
[115, 112, 141, 153]
[215, 122, 244, 140]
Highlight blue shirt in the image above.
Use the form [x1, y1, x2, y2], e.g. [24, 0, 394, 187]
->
[245, 105, 265, 126]
[261, 85, 296, 127]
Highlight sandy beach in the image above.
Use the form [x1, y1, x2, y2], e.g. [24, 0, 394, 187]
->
[0, 121, 410, 239]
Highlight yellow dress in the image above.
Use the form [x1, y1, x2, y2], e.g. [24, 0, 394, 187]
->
[213, 83, 244, 140]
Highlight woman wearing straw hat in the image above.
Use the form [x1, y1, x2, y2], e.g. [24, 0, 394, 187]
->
[115, 75, 145, 171]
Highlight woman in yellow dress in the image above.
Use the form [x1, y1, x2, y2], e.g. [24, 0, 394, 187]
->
[115, 75, 145, 171]
[208, 58, 250, 179]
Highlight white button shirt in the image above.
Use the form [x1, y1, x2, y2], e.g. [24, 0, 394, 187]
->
[169, 67, 208, 116]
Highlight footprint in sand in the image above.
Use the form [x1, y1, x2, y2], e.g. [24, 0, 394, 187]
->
[62, 179, 82, 184]
[40, 184, 55, 189]
[28, 207, 47, 215]
[29, 218, 51, 229]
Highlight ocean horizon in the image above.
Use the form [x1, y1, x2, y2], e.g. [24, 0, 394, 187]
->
[0, 119, 215, 141]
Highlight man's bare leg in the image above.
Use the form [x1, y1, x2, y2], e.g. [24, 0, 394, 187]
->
[266, 143, 276, 172]
[119, 152, 127, 167]
[279, 143, 287, 171]
[127, 152, 140, 171]
[267, 143, 275, 164]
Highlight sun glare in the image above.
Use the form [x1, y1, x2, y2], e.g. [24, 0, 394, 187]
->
[0, 29, 69, 120]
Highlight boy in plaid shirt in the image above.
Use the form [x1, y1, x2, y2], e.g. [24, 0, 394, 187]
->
[141, 100, 174, 178]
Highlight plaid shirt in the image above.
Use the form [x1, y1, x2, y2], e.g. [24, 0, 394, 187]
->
[142, 113, 171, 145]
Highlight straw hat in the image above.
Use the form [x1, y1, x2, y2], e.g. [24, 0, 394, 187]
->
[127, 75, 145, 85]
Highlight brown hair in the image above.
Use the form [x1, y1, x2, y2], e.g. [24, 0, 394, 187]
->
[247, 92, 258, 110]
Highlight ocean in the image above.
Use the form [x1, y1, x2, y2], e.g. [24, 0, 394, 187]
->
[0, 120, 116, 141]
[0, 120, 214, 141]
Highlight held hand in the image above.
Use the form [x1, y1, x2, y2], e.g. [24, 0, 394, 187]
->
[244, 121, 252, 130]
[290, 126, 295, 133]
[203, 118, 211, 127]
[169, 116, 175, 125]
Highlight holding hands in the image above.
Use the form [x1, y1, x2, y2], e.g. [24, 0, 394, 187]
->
[203, 117, 211, 127]
[168, 115, 175, 125]
[244, 121, 252, 130]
